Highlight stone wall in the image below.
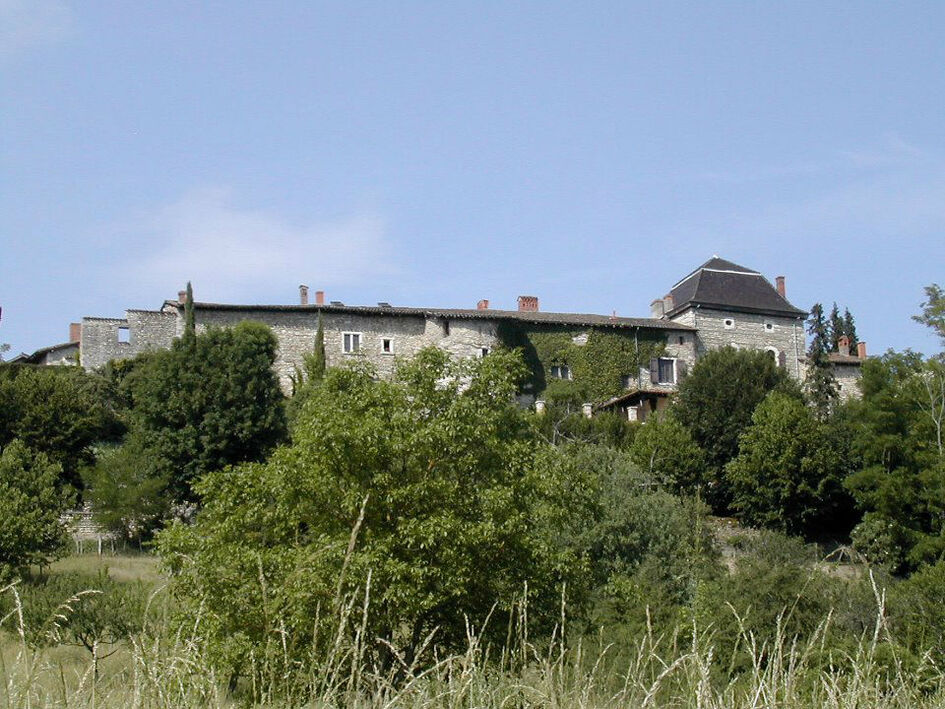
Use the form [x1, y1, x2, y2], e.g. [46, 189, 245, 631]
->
[80, 310, 177, 371]
[669, 307, 806, 379]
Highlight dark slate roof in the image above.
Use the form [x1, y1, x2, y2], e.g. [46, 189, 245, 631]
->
[667, 257, 807, 318]
[187, 302, 696, 331]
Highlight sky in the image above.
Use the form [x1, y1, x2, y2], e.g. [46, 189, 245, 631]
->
[2, 1, 944, 358]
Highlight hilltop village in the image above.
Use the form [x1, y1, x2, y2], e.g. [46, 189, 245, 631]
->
[18, 257, 867, 415]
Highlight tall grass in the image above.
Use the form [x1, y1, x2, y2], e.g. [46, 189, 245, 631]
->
[1, 571, 944, 708]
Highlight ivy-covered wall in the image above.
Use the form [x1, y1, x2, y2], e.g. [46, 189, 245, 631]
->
[496, 322, 666, 402]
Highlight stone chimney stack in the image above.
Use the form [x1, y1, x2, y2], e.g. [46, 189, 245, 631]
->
[838, 335, 851, 356]
[650, 299, 665, 319]
[178, 289, 187, 304]
[857, 342, 867, 358]
[517, 295, 539, 312]
[477, 299, 490, 310]
[776, 276, 786, 298]
[662, 293, 674, 314]
[315, 290, 325, 306]
[69, 323, 81, 343]
[299, 285, 309, 305]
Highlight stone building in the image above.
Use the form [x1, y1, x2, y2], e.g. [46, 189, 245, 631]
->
[26, 257, 867, 417]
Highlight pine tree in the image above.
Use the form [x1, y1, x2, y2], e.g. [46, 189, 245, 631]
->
[842, 308, 858, 352]
[829, 302, 844, 352]
[805, 303, 839, 419]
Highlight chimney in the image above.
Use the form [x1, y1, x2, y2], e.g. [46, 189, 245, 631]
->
[857, 342, 867, 358]
[69, 323, 81, 343]
[178, 290, 187, 304]
[650, 299, 665, 319]
[662, 293, 674, 313]
[776, 276, 786, 298]
[299, 285, 309, 305]
[838, 335, 851, 356]
[477, 299, 490, 310]
[517, 295, 539, 312]
[315, 290, 325, 306]
[582, 403, 593, 419]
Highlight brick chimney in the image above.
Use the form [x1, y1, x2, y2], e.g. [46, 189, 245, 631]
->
[776, 276, 786, 298]
[299, 285, 309, 305]
[477, 299, 490, 310]
[517, 295, 539, 312]
[650, 299, 665, 319]
[315, 290, 325, 306]
[69, 323, 81, 343]
[857, 342, 867, 358]
[838, 335, 851, 356]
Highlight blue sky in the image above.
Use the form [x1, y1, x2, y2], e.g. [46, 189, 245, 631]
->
[2, 1, 944, 357]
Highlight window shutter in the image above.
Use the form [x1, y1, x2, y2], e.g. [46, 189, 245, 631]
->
[649, 358, 659, 384]
[677, 360, 688, 380]
[778, 351, 787, 368]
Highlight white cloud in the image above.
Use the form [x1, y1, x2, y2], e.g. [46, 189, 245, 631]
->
[0, 0, 73, 57]
[125, 187, 397, 302]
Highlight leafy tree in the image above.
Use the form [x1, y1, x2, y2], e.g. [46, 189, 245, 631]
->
[805, 303, 839, 420]
[673, 346, 795, 512]
[82, 437, 169, 546]
[158, 348, 583, 685]
[845, 352, 945, 571]
[913, 283, 945, 347]
[725, 391, 855, 538]
[122, 320, 287, 501]
[0, 365, 121, 489]
[0, 440, 72, 580]
[628, 413, 706, 493]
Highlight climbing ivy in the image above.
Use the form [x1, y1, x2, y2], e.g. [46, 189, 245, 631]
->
[496, 322, 666, 402]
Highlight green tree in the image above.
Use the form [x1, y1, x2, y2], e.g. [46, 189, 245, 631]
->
[845, 352, 945, 571]
[673, 346, 795, 512]
[842, 307, 859, 351]
[157, 348, 582, 686]
[829, 302, 844, 352]
[913, 283, 945, 347]
[122, 320, 286, 501]
[726, 391, 855, 538]
[0, 366, 121, 489]
[805, 303, 839, 420]
[182, 281, 196, 347]
[0, 440, 72, 580]
[628, 413, 706, 493]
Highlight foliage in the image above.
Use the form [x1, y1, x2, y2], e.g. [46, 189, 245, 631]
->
[81, 437, 169, 546]
[182, 280, 195, 346]
[496, 322, 665, 401]
[0, 440, 72, 580]
[725, 392, 857, 538]
[845, 352, 945, 571]
[157, 347, 582, 681]
[913, 283, 945, 347]
[627, 413, 707, 493]
[0, 365, 122, 489]
[673, 345, 796, 512]
[805, 303, 839, 420]
[535, 379, 638, 448]
[828, 302, 859, 352]
[122, 320, 287, 501]
[4, 570, 149, 656]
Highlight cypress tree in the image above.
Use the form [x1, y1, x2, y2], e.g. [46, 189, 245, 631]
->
[310, 313, 326, 382]
[183, 281, 196, 348]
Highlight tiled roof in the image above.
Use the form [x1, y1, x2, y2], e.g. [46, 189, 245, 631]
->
[667, 257, 807, 318]
[188, 302, 697, 331]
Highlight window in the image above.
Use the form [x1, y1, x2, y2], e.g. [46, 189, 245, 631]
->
[342, 332, 361, 353]
[657, 357, 675, 384]
[550, 365, 571, 380]
[117, 326, 130, 344]
[764, 321, 774, 332]
[678, 336, 685, 345]
[479, 347, 490, 358]
[381, 338, 393, 354]
[442, 320, 450, 337]
[723, 318, 735, 330]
